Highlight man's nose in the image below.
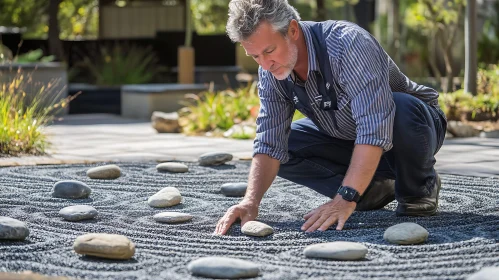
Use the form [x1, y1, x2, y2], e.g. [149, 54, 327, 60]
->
[259, 56, 274, 71]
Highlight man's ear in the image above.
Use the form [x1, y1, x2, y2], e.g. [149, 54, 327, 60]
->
[288, 19, 299, 40]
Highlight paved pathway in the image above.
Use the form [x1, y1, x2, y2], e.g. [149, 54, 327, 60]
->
[1, 114, 498, 178]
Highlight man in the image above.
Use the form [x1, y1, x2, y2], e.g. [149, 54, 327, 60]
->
[214, 0, 447, 235]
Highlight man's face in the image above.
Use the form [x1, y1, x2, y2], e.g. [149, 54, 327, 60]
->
[241, 21, 298, 80]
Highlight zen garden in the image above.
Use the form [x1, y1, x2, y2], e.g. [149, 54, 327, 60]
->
[0, 0, 498, 280]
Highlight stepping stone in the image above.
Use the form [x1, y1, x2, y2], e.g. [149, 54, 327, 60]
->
[86, 164, 121, 179]
[303, 241, 368, 260]
[383, 222, 429, 245]
[199, 152, 233, 166]
[52, 180, 91, 199]
[73, 233, 135, 260]
[0, 216, 29, 241]
[153, 212, 193, 223]
[188, 256, 260, 279]
[467, 267, 499, 280]
[156, 162, 188, 173]
[59, 205, 98, 221]
[241, 221, 273, 237]
[0, 271, 70, 279]
[221, 182, 247, 197]
[148, 187, 182, 207]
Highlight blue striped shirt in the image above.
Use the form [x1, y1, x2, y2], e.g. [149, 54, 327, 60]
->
[253, 20, 440, 163]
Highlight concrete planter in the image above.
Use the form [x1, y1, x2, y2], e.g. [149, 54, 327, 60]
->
[68, 83, 121, 115]
[0, 62, 68, 115]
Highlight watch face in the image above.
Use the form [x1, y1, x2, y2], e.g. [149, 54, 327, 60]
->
[344, 188, 355, 201]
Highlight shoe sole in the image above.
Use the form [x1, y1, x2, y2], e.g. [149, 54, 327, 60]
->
[396, 175, 441, 217]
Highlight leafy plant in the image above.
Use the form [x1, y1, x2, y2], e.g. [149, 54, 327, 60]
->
[14, 49, 55, 63]
[0, 70, 77, 156]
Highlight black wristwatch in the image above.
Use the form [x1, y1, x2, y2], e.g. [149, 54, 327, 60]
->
[337, 186, 361, 203]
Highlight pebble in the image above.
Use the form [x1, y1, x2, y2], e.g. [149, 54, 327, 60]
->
[383, 222, 429, 245]
[467, 267, 499, 280]
[73, 233, 135, 260]
[241, 221, 273, 237]
[156, 162, 188, 173]
[221, 182, 247, 197]
[187, 256, 260, 279]
[153, 212, 193, 223]
[52, 180, 91, 199]
[59, 205, 98, 221]
[0, 216, 29, 241]
[199, 152, 233, 166]
[148, 187, 182, 207]
[303, 241, 368, 260]
[86, 164, 121, 179]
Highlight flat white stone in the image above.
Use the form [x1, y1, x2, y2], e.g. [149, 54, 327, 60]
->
[156, 162, 188, 173]
[153, 212, 192, 223]
[73, 233, 135, 260]
[383, 222, 429, 245]
[59, 205, 98, 221]
[241, 221, 273, 237]
[303, 241, 368, 260]
[188, 256, 259, 279]
[467, 267, 499, 280]
[148, 187, 182, 207]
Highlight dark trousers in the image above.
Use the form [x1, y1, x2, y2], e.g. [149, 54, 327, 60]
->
[277, 92, 447, 201]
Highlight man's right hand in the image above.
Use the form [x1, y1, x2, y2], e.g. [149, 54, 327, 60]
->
[214, 200, 259, 235]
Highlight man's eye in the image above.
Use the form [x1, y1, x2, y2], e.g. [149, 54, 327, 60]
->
[266, 49, 274, 54]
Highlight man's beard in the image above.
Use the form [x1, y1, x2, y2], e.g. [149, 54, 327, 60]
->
[271, 40, 298, 80]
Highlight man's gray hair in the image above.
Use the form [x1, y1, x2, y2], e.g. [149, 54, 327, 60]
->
[226, 0, 301, 43]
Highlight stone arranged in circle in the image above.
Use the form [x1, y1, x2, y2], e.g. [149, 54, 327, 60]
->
[241, 221, 273, 237]
[52, 180, 91, 199]
[0, 216, 29, 241]
[221, 182, 247, 197]
[86, 164, 121, 179]
[148, 187, 182, 207]
[383, 222, 429, 245]
[303, 241, 368, 260]
[73, 233, 135, 260]
[198, 152, 233, 166]
[156, 162, 188, 173]
[467, 267, 499, 280]
[187, 256, 260, 279]
[153, 212, 193, 223]
[59, 205, 98, 221]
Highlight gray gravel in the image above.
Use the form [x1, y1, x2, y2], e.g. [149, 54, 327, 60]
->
[0, 161, 498, 280]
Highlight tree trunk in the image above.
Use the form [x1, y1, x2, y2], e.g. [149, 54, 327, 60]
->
[388, 0, 400, 65]
[48, 0, 64, 61]
[316, 0, 326, 21]
[464, 0, 477, 95]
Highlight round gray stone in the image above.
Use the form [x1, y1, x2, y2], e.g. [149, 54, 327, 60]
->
[59, 205, 98, 221]
[0, 216, 29, 240]
[148, 187, 182, 207]
[221, 182, 247, 197]
[303, 241, 368, 260]
[153, 212, 193, 223]
[86, 164, 121, 179]
[52, 180, 91, 199]
[187, 256, 260, 279]
[156, 162, 188, 173]
[241, 221, 273, 237]
[467, 267, 499, 280]
[384, 222, 429, 245]
[198, 152, 233, 166]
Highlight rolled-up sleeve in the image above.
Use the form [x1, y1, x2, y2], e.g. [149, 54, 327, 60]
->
[338, 29, 395, 151]
[253, 67, 295, 163]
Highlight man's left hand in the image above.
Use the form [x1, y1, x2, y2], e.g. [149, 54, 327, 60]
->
[301, 195, 356, 232]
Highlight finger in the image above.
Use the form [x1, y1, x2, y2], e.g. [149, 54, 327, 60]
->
[301, 211, 321, 231]
[318, 216, 338, 231]
[306, 214, 328, 233]
[215, 211, 232, 235]
[220, 213, 238, 235]
[336, 217, 347, 231]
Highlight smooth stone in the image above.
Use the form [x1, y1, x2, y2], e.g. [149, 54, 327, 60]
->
[198, 151, 233, 166]
[241, 221, 273, 237]
[156, 162, 188, 173]
[383, 222, 429, 245]
[52, 180, 91, 199]
[0, 216, 29, 240]
[73, 233, 135, 260]
[467, 267, 499, 280]
[221, 182, 247, 197]
[148, 187, 182, 207]
[153, 212, 193, 223]
[59, 205, 98, 221]
[303, 241, 368, 260]
[187, 256, 259, 279]
[86, 164, 121, 179]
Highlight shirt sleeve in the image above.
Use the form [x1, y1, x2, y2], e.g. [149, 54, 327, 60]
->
[337, 28, 395, 151]
[253, 66, 295, 163]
